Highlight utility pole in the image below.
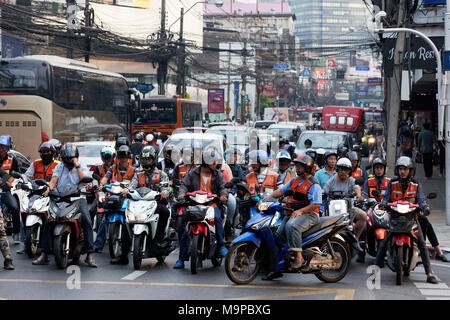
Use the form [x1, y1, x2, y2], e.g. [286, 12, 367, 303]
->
[227, 42, 231, 119]
[385, 0, 407, 176]
[445, 2, 450, 225]
[157, 0, 168, 96]
[241, 18, 248, 122]
[84, 0, 93, 63]
[176, 7, 184, 96]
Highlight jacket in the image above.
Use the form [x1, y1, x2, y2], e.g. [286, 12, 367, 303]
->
[179, 166, 228, 199]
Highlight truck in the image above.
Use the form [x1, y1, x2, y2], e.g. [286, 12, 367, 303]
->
[321, 106, 364, 140]
[263, 107, 294, 122]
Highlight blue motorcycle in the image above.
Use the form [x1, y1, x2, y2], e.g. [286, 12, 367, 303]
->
[225, 191, 352, 285]
[99, 182, 129, 259]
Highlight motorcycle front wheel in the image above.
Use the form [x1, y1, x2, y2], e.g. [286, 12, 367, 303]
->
[25, 225, 39, 258]
[394, 245, 403, 285]
[225, 241, 260, 285]
[190, 234, 202, 275]
[133, 234, 145, 270]
[315, 237, 351, 283]
[54, 226, 71, 269]
[108, 221, 122, 259]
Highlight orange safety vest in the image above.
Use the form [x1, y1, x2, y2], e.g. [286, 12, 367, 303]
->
[287, 176, 320, 214]
[114, 158, 133, 166]
[281, 169, 296, 185]
[137, 170, 161, 188]
[390, 180, 419, 203]
[200, 171, 213, 193]
[111, 164, 135, 183]
[1, 155, 13, 174]
[178, 164, 193, 180]
[33, 159, 60, 182]
[97, 165, 108, 180]
[352, 168, 362, 179]
[246, 170, 279, 195]
[367, 177, 390, 202]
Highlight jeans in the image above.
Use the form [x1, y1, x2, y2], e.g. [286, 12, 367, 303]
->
[39, 198, 95, 254]
[2, 191, 20, 234]
[375, 222, 432, 275]
[94, 216, 107, 250]
[418, 215, 439, 247]
[423, 152, 433, 178]
[178, 207, 224, 261]
[275, 212, 319, 251]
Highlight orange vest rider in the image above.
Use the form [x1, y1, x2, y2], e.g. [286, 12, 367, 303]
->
[137, 169, 161, 188]
[1, 154, 14, 175]
[111, 164, 135, 183]
[178, 163, 194, 180]
[367, 176, 390, 202]
[246, 169, 279, 195]
[390, 179, 419, 203]
[33, 159, 60, 182]
[286, 176, 320, 214]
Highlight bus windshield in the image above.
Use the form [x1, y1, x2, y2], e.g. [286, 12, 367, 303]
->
[135, 101, 177, 124]
[0, 64, 37, 89]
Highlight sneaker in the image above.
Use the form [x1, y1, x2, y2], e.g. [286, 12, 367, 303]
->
[4, 258, 15, 270]
[219, 245, 228, 257]
[427, 275, 439, 284]
[32, 255, 50, 265]
[12, 233, 20, 244]
[173, 260, 184, 269]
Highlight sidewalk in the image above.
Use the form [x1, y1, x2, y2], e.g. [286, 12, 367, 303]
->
[412, 162, 450, 254]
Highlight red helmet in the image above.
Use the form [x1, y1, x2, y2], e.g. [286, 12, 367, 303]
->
[293, 154, 314, 174]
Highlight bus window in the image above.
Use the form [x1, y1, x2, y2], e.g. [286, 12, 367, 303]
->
[0, 66, 36, 88]
[181, 102, 202, 127]
[137, 101, 177, 124]
[346, 117, 354, 127]
[338, 116, 345, 125]
[329, 116, 336, 125]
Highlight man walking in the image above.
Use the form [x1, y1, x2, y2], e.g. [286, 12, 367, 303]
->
[418, 123, 435, 179]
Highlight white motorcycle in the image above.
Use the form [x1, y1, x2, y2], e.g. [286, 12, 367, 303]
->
[126, 186, 176, 270]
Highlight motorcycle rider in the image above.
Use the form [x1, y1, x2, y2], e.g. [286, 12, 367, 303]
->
[130, 132, 145, 166]
[48, 139, 62, 161]
[158, 144, 176, 180]
[0, 135, 21, 243]
[225, 147, 245, 182]
[362, 158, 390, 202]
[375, 156, 439, 284]
[314, 151, 337, 188]
[336, 144, 348, 159]
[125, 146, 170, 250]
[245, 150, 281, 195]
[174, 148, 229, 269]
[33, 143, 97, 267]
[115, 137, 133, 166]
[92, 146, 116, 182]
[275, 150, 295, 185]
[173, 145, 197, 194]
[323, 157, 367, 251]
[347, 151, 368, 184]
[0, 169, 15, 269]
[263, 154, 322, 280]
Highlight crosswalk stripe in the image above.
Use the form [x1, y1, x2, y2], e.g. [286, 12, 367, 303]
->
[426, 297, 450, 300]
[419, 289, 450, 296]
[121, 271, 147, 281]
[414, 283, 449, 289]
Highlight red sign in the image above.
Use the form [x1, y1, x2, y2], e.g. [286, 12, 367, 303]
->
[208, 89, 225, 113]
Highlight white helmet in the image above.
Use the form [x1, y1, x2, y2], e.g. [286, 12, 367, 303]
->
[336, 157, 352, 170]
[276, 150, 291, 161]
[100, 146, 116, 163]
[146, 134, 154, 142]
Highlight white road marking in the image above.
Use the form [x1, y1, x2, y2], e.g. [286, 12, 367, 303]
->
[426, 297, 450, 300]
[121, 271, 147, 281]
[414, 283, 449, 289]
[418, 289, 450, 296]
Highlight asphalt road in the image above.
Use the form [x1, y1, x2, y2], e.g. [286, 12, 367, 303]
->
[1, 236, 450, 300]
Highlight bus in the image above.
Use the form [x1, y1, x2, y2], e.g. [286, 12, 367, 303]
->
[0, 55, 131, 160]
[131, 96, 202, 135]
[321, 105, 365, 139]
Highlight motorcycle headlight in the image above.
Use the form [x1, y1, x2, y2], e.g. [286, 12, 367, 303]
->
[191, 194, 209, 204]
[136, 212, 147, 221]
[127, 212, 135, 222]
[258, 202, 271, 212]
[251, 217, 271, 231]
[368, 137, 376, 144]
[396, 204, 410, 214]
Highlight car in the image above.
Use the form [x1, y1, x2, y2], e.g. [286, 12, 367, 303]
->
[73, 141, 115, 175]
[267, 122, 304, 141]
[294, 130, 356, 156]
[172, 127, 208, 135]
[208, 122, 236, 128]
[206, 125, 256, 159]
[253, 120, 276, 130]
[158, 132, 230, 163]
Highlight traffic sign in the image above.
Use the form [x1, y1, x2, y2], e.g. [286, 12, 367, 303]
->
[356, 66, 370, 71]
[225, 105, 231, 114]
[444, 51, 450, 71]
[274, 64, 289, 69]
[135, 83, 154, 94]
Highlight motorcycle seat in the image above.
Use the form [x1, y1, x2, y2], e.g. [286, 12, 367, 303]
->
[303, 216, 342, 238]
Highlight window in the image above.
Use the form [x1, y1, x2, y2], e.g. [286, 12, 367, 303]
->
[181, 102, 202, 127]
[136, 100, 177, 124]
[0, 65, 36, 89]
[329, 116, 337, 125]
[346, 117, 354, 126]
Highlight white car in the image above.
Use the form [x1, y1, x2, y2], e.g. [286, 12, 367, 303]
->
[267, 122, 305, 142]
[205, 125, 256, 158]
[158, 132, 229, 164]
[73, 141, 115, 175]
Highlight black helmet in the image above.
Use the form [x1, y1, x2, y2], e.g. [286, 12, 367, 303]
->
[337, 144, 348, 157]
[140, 146, 157, 171]
[395, 156, 415, 178]
[324, 151, 338, 161]
[347, 151, 359, 162]
[115, 137, 130, 150]
[372, 157, 386, 173]
[117, 145, 131, 159]
[279, 138, 290, 146]
[60, 143, 79, 159]
[293, 154, 314, 174]
[305, 149, 317, 160]
[134, 132, 144, 142]
[38, 142, 55, 155]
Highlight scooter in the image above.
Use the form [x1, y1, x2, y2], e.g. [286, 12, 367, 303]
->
[365, 191, 389, 257]
[47, 176, 95, 269]
[225, 190, 352, 285]
[11, 172, 50, 258]
[181, 190, 226, 275]
[126, 184, 176, 270]
[99, 182, 129, 259]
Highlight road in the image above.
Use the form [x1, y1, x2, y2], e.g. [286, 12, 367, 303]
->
[1, 238, 450, 300]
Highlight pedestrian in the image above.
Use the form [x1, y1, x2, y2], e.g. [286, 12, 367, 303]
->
[439, 140, 445, 176]
[418, 122, 435, 179]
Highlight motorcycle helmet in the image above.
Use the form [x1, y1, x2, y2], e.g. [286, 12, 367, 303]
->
[346, 151, 359, 162]
[134, 132, 144, 142]
[337, 144, 348, 158]
[305, 149, 317, 161]
[371, 157, 386, 173]
[38, 142, 55, 166]
[293, 154, 314, 174]
[115, 137, 130, 150]
[336, 157, 352, 171]
[100, 146, 116, 163]
[146, 134, 155, 143]
[395, 156, 415, 178]
[163, 144, 174, 159]
[324, 151, 338, 161]
[0, 135, 12, 149]
[117, 145, 131, 159]
[202, 148, 222, 167]
[276, 150, 292, 161]
[248, 150, 269, 166]
[60, 143, 79, 169]
[140, 145, 157, 171]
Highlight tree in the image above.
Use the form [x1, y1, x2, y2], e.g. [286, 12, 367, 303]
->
[259, 94, 271, 118]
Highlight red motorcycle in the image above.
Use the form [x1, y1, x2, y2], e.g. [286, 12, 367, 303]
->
[365, 195, 389, 257]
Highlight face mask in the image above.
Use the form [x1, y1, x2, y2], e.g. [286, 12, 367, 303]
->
[42, 154, 53, 166]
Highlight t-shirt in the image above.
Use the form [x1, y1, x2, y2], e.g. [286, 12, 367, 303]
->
[418, 129, 434, 154]
[323, 175, 358, 196]
[314, 168, 337, 188]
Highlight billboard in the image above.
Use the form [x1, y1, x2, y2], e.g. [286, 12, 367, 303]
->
[208, 88, 224, 113]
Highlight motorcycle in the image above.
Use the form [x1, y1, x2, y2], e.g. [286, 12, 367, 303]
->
[47, 176, 96, 269]
[365, 191, 389, 257]
[99, 182, 129, 259]
[126, 184, 176, 270]
[10, 172, 50, 258]
[225, 190, 352, 285]
[180, 190, 226, 275]
[0, 172, 23, 236]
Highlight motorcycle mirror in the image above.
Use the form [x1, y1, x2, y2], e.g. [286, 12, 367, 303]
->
[427, 193, 437, 199]
[34, 179, 48, 187]
[284, 190, 294, 197]
[371, 190, 381, 198]
[10, 171, 22, 179]
[80, 176, 93, 184]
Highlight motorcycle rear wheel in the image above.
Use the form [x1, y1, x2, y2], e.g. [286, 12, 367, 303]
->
[225, 241, 260, 285]
[315, 237, 351, 283]
[25, 225, 39, 258]
[108, 221, 122, 259]
[133, 234, 145, 270]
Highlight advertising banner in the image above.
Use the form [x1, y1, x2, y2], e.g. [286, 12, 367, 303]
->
[208, 88, 225, 113]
